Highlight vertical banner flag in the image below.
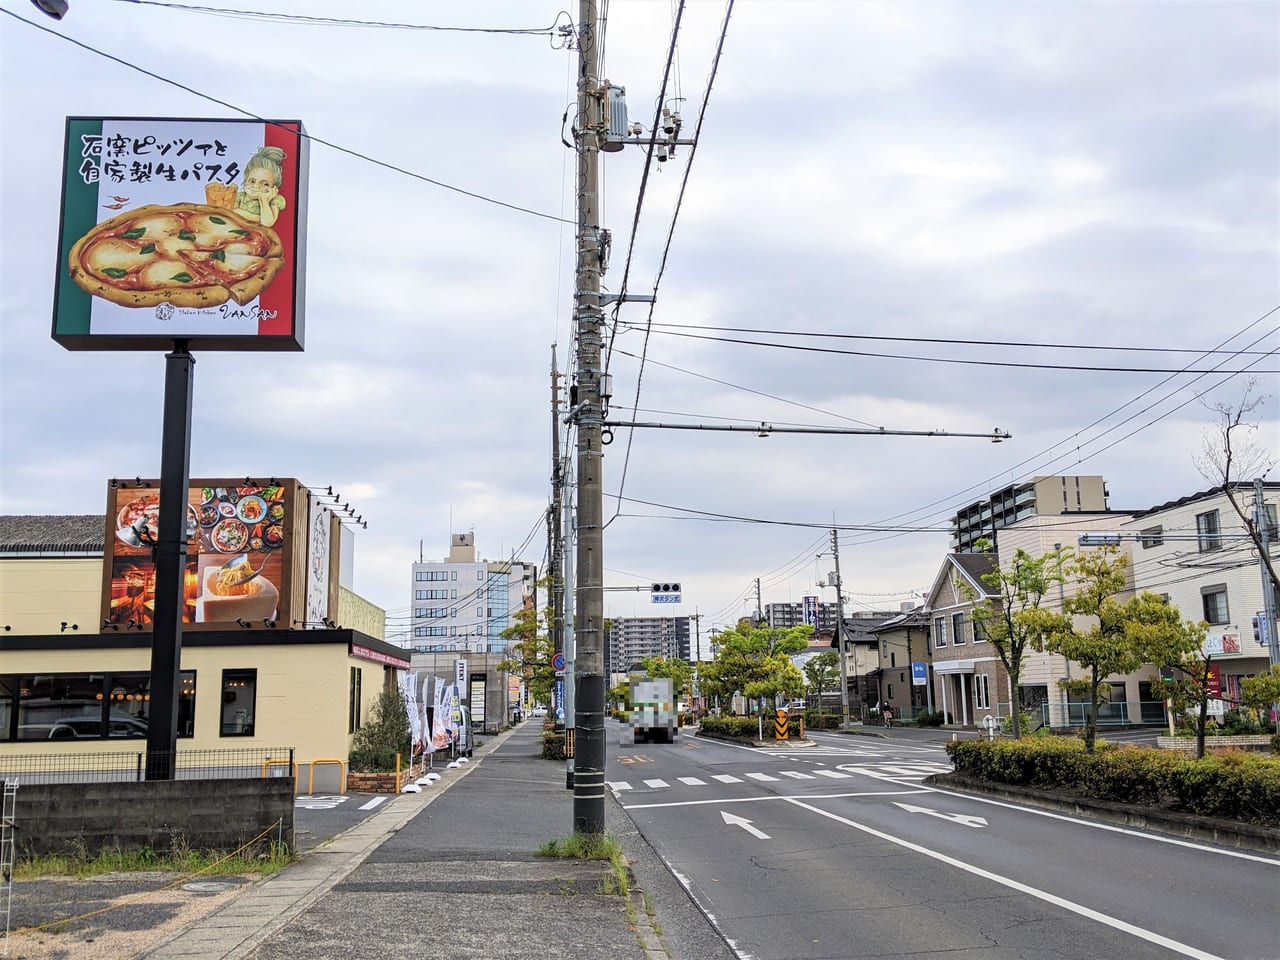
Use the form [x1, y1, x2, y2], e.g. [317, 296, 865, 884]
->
[803, 596, 818, 629]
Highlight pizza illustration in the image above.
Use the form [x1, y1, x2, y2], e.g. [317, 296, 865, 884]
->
[68, 203, 284, 309]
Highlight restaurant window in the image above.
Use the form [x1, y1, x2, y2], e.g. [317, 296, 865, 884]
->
[349, 667, 362, 734]
[9, 671, 194, 741]
[221, 669, 257, 736]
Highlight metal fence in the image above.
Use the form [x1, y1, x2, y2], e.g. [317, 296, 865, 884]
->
[1037, 701, 1167, 729]
[0, 747, 295, 785]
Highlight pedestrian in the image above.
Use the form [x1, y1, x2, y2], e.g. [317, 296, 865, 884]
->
[883, 706, 893, 728]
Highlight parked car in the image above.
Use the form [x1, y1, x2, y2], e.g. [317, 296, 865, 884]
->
[530, 705, 548, 718]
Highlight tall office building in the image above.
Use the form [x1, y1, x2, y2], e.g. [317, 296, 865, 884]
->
[406, 533, 534, 653]
[764, 601, 841, 632]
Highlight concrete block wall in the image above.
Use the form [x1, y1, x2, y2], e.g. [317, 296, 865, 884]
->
[3, 778, 295, 859]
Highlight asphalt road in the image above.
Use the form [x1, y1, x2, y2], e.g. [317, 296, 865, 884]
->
[609, 723, 1280, 960]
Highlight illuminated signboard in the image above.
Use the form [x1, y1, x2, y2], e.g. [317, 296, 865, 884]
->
[54, 117, 308, 351]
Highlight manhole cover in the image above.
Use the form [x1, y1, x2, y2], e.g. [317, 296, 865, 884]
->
[182, 880, 241, 893]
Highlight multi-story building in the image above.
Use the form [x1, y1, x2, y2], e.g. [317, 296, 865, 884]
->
[764, 600, 840, 632]
[407, 533, 535, 654]
[605, 616, 691, 684]
[951, 475, 1109, 553]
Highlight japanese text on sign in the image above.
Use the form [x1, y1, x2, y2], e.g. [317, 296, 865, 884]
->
[78, 133, 239, 186]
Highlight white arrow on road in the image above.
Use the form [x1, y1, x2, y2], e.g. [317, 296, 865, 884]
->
[893, 802, 988, 828]
[721, 811, 770, 839]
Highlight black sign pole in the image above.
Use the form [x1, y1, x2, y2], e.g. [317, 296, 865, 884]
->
[145, 340, 195, 780]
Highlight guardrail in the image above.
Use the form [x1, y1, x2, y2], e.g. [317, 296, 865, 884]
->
[0, 747, 296, 784]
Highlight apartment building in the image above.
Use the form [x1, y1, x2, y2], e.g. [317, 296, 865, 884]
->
[407, 533, 535, 654]
[951, 475, 1109, 553]
[765, 600, 841, 632]
[605, 616, 691, 684]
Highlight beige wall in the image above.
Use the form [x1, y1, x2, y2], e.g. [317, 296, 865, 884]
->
[0, 558, 103, 634]
[0, 642, 392, 773]
[338, 586, 385, 641]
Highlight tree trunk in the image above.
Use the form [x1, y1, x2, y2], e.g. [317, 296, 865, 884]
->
[1084, 667, 1100, 753]
[1009, 664, 1023, 739]
[1196, 691, 1209, 760]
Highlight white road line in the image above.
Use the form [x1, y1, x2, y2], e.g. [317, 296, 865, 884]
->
[642, 778, 669, 789]
[622, 788, 928, 810]
[922, 785, 1280, 866]
[778, 771, 815, 779]
[813, 769, 851, 779]
[785, 797, 1229, 960]
[745, 772, 778, 782]
[677, 776, 707, 786]
[606, 781, 632, 792]
[357, 797, 387, 811]
[712, 774, 743, 783]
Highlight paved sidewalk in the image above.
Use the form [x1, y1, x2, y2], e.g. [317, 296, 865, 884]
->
[143, 722, 665, 960]
[7, 723, 699, 960]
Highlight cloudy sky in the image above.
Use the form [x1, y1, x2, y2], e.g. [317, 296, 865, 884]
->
[2, 0, 1277, 645]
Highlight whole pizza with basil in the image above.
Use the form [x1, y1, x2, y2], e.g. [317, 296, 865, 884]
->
[68, 203, 285, 308]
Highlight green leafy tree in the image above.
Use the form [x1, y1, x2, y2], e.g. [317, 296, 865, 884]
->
[349, 685, 412, 772]
[1046, 548, 1156, 753]
[497, 604, 556, 708]
[964, 542, 1071, 738]
[641, 656, 694, 702]
[802, 651, 840, 714]
[1241, 666, 1280, 728]
[1131, 602, 1216, 758]
[702, 621, 811, 714]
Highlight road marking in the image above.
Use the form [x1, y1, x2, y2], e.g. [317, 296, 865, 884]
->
[712, 774, 743, 783]
[357, 797, 388, 811]
[677, 776, 707, 786]
[813, 769, 851, 779]
[923, 785, 1280, 866]
[606, 781, 633, 792]
[785, 798, 1229, 960]
[745, 772, 778, 782]
[721, 811, 770, 840]
[622, 789, 927, 810]
[778, 771, 815, 779]
[642, 778, 669, 789]
[893, 801, 987, 828]
[295, 795, 347, 809]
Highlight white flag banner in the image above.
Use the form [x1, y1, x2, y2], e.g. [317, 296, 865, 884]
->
[401, 671, 423, 755]
[430, 676, 453, 752]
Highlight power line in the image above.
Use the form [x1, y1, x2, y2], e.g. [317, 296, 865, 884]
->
[1, 8, 575, 226]
[627, 321, 1278, 356]
[632, 326, 1278, 375]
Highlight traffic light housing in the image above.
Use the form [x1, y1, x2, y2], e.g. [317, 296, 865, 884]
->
[651, 582, 682, 603]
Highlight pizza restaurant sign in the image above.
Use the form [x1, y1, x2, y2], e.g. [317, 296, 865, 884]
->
[53, 117, 308, 352]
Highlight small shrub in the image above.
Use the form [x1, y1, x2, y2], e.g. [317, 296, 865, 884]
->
[1219, 710, 1263, 736]
[541, 730, 567, 760]
[349, 687, 412, 772]
[916, 710, 949, 727]
[699, 716, 764, 739]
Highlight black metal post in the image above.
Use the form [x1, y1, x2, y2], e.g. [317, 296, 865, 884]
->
[145, 341, 195, 780]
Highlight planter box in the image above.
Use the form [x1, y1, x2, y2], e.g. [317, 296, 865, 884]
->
[1156, 734, 1273, 753]
[347, 769, 414, 793]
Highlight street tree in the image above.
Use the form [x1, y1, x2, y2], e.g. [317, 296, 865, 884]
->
[1194, 378, 1279, 597]
[964, 542, 1071, 738]
[1241, 665, 1280, 730]
[803, 651, 840, 714]
[703, 621, 812, 714]
[1126, 596, 1213, 756]
[497, 604, 556, 708]
[1045, 547, 1146, 753]
[642, 656, 694, 702]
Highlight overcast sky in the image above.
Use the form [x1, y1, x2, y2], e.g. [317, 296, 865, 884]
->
[2, 0, 1277, 645]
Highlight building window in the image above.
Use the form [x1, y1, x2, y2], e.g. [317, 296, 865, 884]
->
[952, 612, 967, 645]
[8, 671, 195, 742]
[451, 589, 457, 599]
[973, 674, 990, 710]
[890, 651, 896, 668]
[1196, 510, 1221, 552]
[1201, 586, 1229, 625]
[887, 683, 895, 700]
[932, 616, 947, 647]
[348, 667, 362, 734]
[1140, 526, 1163, 548]
[220, 669, 257, 737]
[452, 571, 458, 581]
[1263, 503, 1279, 542]
[416, 570, 449, 581]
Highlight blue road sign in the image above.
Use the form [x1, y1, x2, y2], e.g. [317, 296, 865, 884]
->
[553, 652, 566, 672]
[911, 662, 928, 686]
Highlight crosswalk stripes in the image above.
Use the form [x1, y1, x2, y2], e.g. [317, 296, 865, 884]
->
[677, 777, 706, 786]
[712, 774, 742, 783]
[643, 778, 669, 789]
[606, 760, 949, 795]
[813, 769, 852, 779]
[606, 781, 633, 791]
[745, 772, 778, 782]
[778, 770, 814, 780]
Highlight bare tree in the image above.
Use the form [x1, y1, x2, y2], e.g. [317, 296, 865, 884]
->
[1194, 378, 1279, 595]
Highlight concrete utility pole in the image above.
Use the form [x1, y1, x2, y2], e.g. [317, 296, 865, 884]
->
[550, 347, 565, 693]
[1256, 479, 1279, 667]
[831, 528, 851, 730]
[755, 578, 763, 625]
[570, 0, 607, 834]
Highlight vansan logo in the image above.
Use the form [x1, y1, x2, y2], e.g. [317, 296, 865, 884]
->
[154, 302, 174, 322]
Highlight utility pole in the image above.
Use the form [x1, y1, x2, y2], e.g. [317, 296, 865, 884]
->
[550, 347, 565, 702]
[1256, 479, 1279, 667]
[831, 528, 850, 730]
[570, 0, 607, 834]
[754, 578, 763, 625]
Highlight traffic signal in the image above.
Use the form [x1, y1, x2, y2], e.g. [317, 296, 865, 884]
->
[651, 582, 682, 604]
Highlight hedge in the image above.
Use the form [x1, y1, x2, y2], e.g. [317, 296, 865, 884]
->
[945, 739, 1280, 826]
